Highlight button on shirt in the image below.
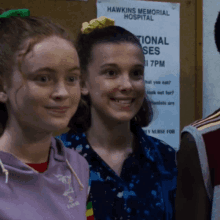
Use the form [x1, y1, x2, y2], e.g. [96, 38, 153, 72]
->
[58, 123, 177, 220]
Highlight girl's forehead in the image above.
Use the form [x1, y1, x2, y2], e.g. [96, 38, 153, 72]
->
[15, 36, 75, 64]
[92, 42, 141, 51]
[31, 37, 75, 56]
[17, 36, 74, 58]
[35, 36, 73, 51]
[20, 37, 79, 73]
[90, 42, 144, 65]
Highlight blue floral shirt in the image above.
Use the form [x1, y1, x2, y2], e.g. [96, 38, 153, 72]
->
[57, 123, 177, 220]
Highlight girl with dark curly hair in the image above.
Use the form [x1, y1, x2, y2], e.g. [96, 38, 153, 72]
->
[58, 17, 177, 220]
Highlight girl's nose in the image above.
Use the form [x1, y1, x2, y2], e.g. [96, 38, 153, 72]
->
[50, 81, 69, 99]
[118, 74, 133, 91]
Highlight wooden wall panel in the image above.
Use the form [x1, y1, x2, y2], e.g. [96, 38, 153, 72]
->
[195, 0, 203, 121]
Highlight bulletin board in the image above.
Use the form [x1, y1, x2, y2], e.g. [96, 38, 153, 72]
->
[0, 0, 203, 142]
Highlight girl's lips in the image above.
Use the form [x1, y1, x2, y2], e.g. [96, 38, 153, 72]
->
[46, 106, 70, 110]
[110, 98, 135, 110]
[110, 98, 135, 103]
[46, 107, 69, 115]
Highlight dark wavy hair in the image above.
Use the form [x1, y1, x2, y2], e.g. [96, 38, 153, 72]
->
[68, 25, 154, 133]
[0, 8, 85, 132]
[215, 12, 220, 52]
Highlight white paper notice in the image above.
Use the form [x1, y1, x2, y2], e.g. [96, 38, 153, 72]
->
[97, 0, 180, 150]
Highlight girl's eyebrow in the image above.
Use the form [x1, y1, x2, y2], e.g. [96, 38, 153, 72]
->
[33, 66, 80, 73]
[100, 63, 144, 68]
[100, 63, 118, 68]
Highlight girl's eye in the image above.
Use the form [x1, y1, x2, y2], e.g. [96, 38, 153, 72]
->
[106, 70, 117, 77]
[36, 75, 51, 83]
[133, 70, 144, 78]
[67, 75, 79, 83]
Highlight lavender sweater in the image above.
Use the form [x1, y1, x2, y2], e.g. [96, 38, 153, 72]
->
[0, 137, 89, 220]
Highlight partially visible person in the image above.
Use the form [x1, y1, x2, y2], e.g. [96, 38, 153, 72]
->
[175, 12, 220, 220]
[0, 8, 89, 220]
[58, 16, 177, 220]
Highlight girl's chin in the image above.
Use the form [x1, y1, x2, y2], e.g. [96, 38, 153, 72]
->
[41, 122, 69, 133]
[108, 113, 136, 123]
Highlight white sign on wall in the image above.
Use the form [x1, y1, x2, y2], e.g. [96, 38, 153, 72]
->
[97, 0, 180, 150]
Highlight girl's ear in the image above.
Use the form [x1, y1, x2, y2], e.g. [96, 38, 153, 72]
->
[81, 86, 89, 96]
[0, 76, 8, 103]
[80, 75, 89, 96]
[0, 92, 8, 103]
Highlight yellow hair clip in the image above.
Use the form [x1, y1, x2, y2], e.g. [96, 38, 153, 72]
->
[81, 16, 115, 34]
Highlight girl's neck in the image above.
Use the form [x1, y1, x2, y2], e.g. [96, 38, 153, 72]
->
[86, 117, 134, 153]
[0, 121, 52, 164]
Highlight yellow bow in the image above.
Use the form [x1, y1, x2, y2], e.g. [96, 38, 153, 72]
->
[81, 16, 115, 34]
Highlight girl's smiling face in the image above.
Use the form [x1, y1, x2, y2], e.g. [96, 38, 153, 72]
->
[82, 42, 145, 124]
[4, 36, 81, 132]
